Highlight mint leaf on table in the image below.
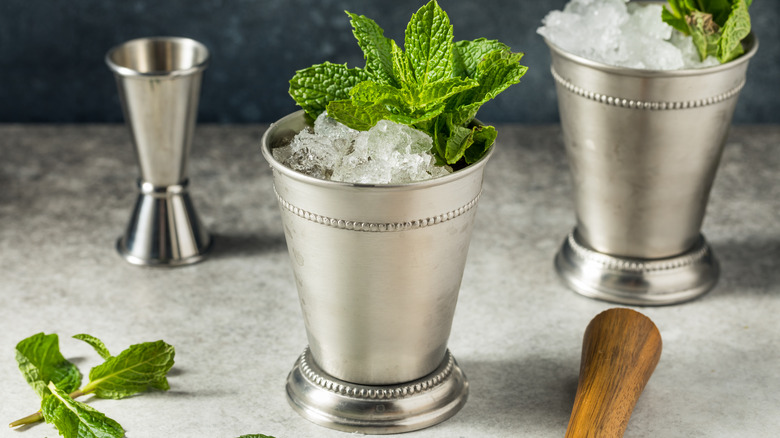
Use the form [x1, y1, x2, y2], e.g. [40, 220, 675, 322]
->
[81, 340, 175, 399]
[662, 0, 752, 63]
[10, 335, 176, 434]
[73, 334, 113, 360]
[288, 0, 527, 167]
[15, 333, 81, 398]
[42, 382, 124, 438]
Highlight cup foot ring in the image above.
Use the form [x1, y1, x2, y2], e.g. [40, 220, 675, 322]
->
[554, 230, 719, 306]
[285, 347, 468, 434]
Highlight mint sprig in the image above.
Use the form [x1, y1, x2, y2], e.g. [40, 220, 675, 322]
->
[288, 0, 527, 166]
[42, 382, 125, 438]
[15, 333, 81, 398]
[80, 339, 174, 399]
[662, 0, 752, 63]
[10, 333, 175, 438]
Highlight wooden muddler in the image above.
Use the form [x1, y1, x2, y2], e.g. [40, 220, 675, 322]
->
[565, 308, 662, 438]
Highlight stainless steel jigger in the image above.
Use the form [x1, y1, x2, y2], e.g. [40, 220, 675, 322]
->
[106, 37, 212, 266]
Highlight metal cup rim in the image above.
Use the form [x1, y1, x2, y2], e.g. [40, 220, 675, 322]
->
[260, 110, 495, 192]
[105, 36, 210, 78]
[543, 32, 758, 78]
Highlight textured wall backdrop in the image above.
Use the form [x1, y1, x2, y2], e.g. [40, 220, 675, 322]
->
[1, 0, 777, 124]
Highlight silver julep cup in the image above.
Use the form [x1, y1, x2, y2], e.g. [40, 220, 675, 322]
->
[546, 33, 758, 305]
[261, 111, 492, 433]
[106, 37, 212, 266]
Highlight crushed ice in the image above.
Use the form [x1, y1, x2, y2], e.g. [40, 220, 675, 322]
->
[273, 113, 452, 184]
[538, 0, 720, 70]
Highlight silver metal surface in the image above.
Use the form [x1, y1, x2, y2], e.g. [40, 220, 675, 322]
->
[262, 111, 492, 432]
[555, 231, 719, 306]
[107, 37, 211, 266]
[286, 347, 468, 434]
[117, 180, 212, 267]
[546, 32, 756, 304]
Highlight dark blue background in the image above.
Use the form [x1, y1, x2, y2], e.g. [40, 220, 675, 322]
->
[1, 0, 777, 124]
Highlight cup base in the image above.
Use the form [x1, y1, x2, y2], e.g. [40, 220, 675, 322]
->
[554, 230, 719, 306]
[117, 180, 212, 267]
[285, 347, 468, 434]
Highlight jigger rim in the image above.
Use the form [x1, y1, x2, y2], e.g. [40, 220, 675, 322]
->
[105, 36, 210, 78]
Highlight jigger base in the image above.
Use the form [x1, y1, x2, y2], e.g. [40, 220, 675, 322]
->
[286, 347, 468, 434]
[555, 231, 719, 306]
[117, 180, 212, 267]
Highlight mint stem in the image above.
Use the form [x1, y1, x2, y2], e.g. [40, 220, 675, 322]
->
[8, 388, 89, 428]
[9, 411, 42, 428]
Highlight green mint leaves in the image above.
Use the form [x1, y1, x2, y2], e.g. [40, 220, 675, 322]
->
[10, 333, 176, 438]
[15, 333, 81, 398]
[288, 62, 372, 120]
[289, 0, 527, 166]
[662, 0, 752, 63]
[43, 382, 125, 438]
[74, 333, 113, 360]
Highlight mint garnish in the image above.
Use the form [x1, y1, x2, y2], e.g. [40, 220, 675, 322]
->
[288, 0, 527, 166]
[42, 382, 125, 438]
[662, 0, 752, 63]
[78, 338, 174, 399]
[15, 333, 81, 398]
[10, 333, 175, 438]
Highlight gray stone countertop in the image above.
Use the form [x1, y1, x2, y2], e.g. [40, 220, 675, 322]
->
[1, 124, 778, 437]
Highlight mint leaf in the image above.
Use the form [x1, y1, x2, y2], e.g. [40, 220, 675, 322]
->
[453, 39, 510, 78]
[447, 49, 527, 128]
[15, 333, 81, 398]
[74, 334, 112, 360]
[464, 124, 497, 165]
[404, 0, 453, 85]
[349, 81, 410, 110]
[445, 123, 475, 164]
[718, 0, 751, 63]
[391, 39, 415, 85]
[327, 99, 390, 131]
[347, 11, 397, 87]
[688, 10, 721, 61]
[289, 62, 372, 119]
[42, 382, 124, 438]
[661, 0, 751, 63]
[419, 77, 479, 107]
[662, 1, 691, 34]
[288, 0, 526, 166]
[81, 340, 175, 399]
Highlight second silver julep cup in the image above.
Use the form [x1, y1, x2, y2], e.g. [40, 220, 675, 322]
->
[262, 111, 493, 434]
[546, 34, 758, 305]
[106, 37, 212, 266]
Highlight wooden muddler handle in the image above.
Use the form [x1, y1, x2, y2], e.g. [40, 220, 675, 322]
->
[565, 308, 662, 438]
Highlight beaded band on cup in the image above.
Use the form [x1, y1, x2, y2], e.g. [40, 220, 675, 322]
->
[274, 186, 481, 232]
[551, 67, 745, 110]
[567, 232, 711, 273]
[298, 347, 455, 400]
